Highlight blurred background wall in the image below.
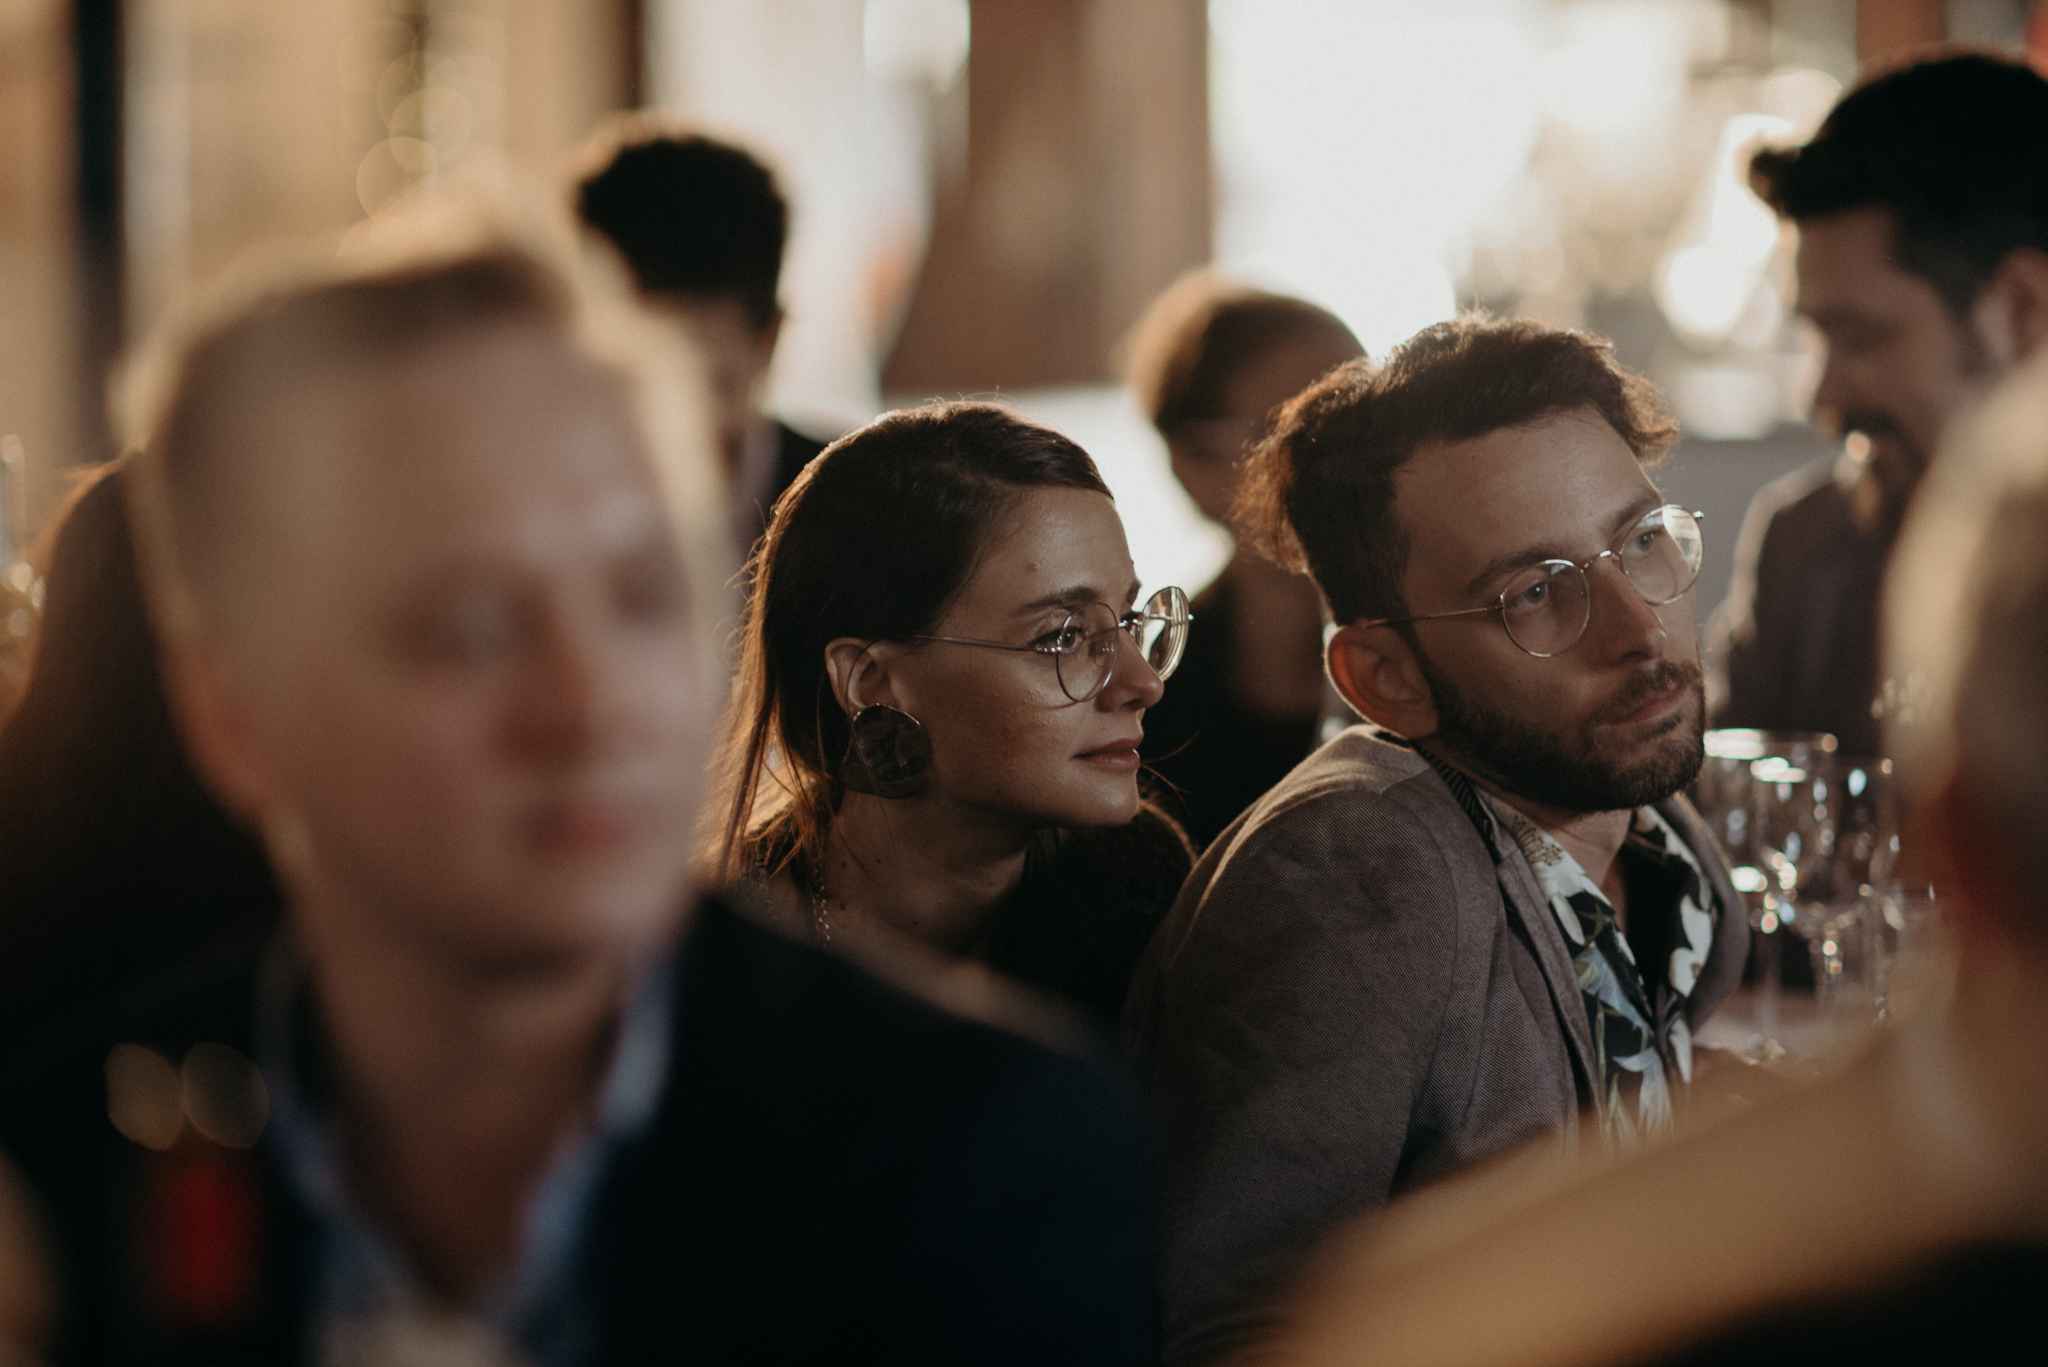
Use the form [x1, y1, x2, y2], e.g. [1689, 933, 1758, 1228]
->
[2, 0, 2044, 608]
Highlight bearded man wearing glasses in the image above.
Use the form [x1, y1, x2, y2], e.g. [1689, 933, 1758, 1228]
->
[1123, 316, 1749, 1367]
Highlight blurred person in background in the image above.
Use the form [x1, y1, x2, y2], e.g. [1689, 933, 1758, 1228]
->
[0, 218, 1155, 1365]
[0, 458, 281, 1077]
[1712, 51, 2048, 755]
[1126, 273, 1364, 850]
[573, 119, 834, 556]
[1124, 318, 1747, 1366]
[1255, 333, 2048, 1367]
[715, 401, 1194, 1033]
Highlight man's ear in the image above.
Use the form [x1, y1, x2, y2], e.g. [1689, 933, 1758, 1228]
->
[1972, 247, 2048, 369]
[1325, 623, 1438, 738]
[748, 309, 784, 388]
[822, 638, 901, 717]
[158, 638, 274, 829]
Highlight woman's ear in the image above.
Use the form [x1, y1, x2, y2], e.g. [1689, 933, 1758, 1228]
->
[823, 638, 899, 716]
[1325, 623, 1438, 739]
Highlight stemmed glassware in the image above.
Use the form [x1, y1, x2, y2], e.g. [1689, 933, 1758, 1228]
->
[1696, 729, 1837, 1054]
[1801, 756, 1894, 1036]
[1699, 731, 1937, 1055]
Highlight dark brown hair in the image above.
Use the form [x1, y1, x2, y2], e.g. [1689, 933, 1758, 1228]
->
[1237, 315, 1677, 626]
[1126, 272, 1363, 435]
[0, 460, 280, 1067]
[1751, 50, 2048, 320]
[574, 119, 788, 331]
[714, 402, 1111, 882]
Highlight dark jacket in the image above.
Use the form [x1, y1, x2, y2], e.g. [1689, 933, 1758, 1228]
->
[2, 895, 1157, 1366]
[1709, 456, 1889, 755]
[1123, 727, 1748, 1366]
[749, 419, 829, 539]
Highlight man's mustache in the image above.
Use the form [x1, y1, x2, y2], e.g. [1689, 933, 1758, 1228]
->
[1593, 659, 1703, 726]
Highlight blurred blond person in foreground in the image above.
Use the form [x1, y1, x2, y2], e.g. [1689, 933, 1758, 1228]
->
[0, 207, 1153, 1365]
[1255, 346, 2048, 1367]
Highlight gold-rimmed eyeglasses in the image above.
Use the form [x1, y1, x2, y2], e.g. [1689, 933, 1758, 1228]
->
[911, 585, 1192, 701]
[1359, 505, 1704, 659]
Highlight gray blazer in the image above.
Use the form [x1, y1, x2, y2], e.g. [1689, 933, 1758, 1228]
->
[1122, 727, 1747, 1367]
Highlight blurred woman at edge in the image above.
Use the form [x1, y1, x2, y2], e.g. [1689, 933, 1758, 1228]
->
[713, 401, 1193, 1030]
[0, 458, 280, 1075]
[1126, 273, 1364, 849]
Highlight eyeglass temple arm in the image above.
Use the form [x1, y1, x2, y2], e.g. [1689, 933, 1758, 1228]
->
[1355, 508, 1704, 631]
[1354, 603, 1502, 631]
[908, 633, 1047, 653]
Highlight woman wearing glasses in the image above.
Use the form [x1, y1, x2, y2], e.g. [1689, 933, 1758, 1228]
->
[714, 402, 1193, 1028]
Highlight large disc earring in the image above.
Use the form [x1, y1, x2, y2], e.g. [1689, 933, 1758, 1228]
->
[839, 705, 932, 799]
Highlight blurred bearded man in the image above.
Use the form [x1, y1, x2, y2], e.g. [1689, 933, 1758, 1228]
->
[0, 216, 1152, 1366]
[1711, 51, 2048, 754]
[1123, 318, 1748, 1367]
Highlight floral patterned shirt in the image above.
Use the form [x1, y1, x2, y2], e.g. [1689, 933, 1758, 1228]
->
[1482, 798, 1721, 1143]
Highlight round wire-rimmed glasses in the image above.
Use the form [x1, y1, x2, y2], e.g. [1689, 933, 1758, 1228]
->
[912, 585, 1192, 702]
[1360, 505, 1704, 659]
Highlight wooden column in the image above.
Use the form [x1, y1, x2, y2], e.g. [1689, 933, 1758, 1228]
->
[1856, 0, 1944, 67]
[0, 0, 83, 517]
[883, 0, 1210, 393]
[122, 0, 640, 343]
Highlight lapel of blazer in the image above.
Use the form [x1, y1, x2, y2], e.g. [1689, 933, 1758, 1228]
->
[1412, 748, 1599, 1107]
[1489, 835, 1599, 1107]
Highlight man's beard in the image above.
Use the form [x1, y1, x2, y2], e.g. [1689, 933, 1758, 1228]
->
[1413, 649, 1706, 814]
[1839, 408, 1928, 540]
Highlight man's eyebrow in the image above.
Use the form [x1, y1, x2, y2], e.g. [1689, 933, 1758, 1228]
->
[1458, 493, 1663, 601]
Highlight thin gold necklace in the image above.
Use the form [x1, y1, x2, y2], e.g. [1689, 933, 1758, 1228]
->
[808, 883, 834, 945]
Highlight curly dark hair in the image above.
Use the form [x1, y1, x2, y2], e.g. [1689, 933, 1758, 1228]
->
[0, 459, 280, 1067]
[1235, 315, 1677, 626]
[1750, 50, 2048, 320]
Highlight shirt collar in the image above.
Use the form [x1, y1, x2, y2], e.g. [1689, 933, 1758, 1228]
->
[254, 934, 675, 1360]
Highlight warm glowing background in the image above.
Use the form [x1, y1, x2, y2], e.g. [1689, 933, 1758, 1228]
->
[2, 0, 2043, 622]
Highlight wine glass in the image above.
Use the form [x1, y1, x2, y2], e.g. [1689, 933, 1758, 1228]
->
[1695, 730, 1774, 905]
[1804, 757, 1898, 1042]
[1696, 731, 1840, 1053]
[1738, 734, 1841, 1052]
[1827, 757, 1899, 897]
